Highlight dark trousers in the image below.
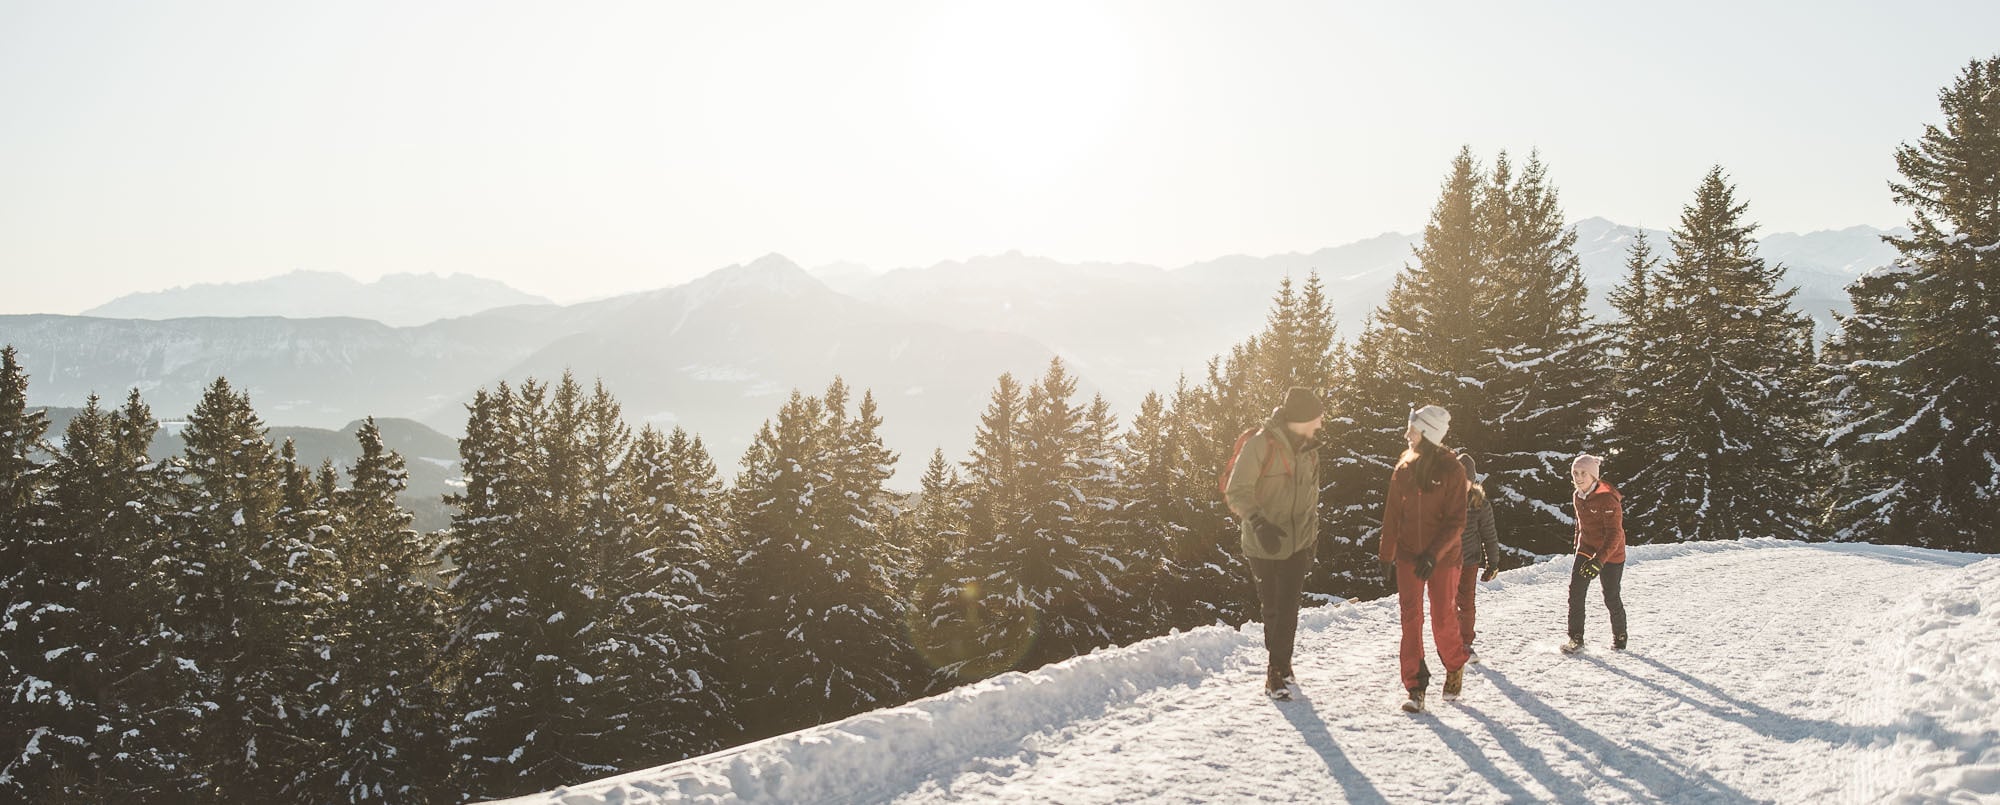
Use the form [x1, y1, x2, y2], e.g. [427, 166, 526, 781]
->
[1248, 547, 1314, 674]
[1567, 560, 1627, 639]
[1456, 564, 1481, 647]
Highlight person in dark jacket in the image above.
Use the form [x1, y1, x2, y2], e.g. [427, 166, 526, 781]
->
[1223, 386, 1324, 700]
[1380, 404, 1469, 712]
[1563, 453, 1628, 654]
[1455, 453, 1502, 663]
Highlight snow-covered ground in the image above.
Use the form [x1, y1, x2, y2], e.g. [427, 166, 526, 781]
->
[498, 539, 2000, 804]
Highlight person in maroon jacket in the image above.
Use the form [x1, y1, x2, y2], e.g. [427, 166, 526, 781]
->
[1563, 453, 1628, 654]
[1380, 404, 1469, 712]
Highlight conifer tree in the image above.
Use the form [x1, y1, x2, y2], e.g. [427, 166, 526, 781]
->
[618, 425, 735, 759]
[444, 375, 649, 798]
[1822, 56, 2000, 552]
[315, 418, 450, 803]
[0, 344, 53, 792]
[34, 391, 196, 798]
[1605, 231, 1672, 529]
[962, 373, 1025, 546]
[170, 378, 337, 799]
[909, 447, 967, 578]
[725, 381, 920, 740]
[442, 385, 537, 799]
[1623, 168, 1818, 542]
[1470, 151, 1607, 556]
[1121, 389, 1205, 631]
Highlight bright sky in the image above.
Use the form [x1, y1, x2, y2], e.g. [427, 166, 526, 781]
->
[3, 0, 1996, 314]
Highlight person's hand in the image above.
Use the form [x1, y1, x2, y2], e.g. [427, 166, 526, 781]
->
[1248, 514, 1285, 552]
[1380, 561, 1396, 589]
[1577, 555, 1601, 579]
[1481, 565, 1499, 582]
[1413, 553, 1436, 580]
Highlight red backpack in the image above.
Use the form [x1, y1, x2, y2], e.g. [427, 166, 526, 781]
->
[1217, 427, 1291, 500]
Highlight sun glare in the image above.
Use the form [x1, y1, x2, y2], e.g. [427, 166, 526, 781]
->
[910, 3, 1139, 187]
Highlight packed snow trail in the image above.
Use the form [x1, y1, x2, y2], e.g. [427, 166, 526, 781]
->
[500, 540, 2000, 804]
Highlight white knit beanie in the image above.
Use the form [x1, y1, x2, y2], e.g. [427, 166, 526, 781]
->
[1408, 404, 1451, 445]
[1572, 453, 1604, 476]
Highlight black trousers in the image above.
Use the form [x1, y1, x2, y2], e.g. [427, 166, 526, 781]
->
[1249, 547, 1315, 674]
[1567, 560, 1627, 640]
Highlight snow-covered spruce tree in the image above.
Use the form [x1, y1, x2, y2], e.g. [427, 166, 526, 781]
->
[907, 447, 967, 582]
[445, 375, 657, 799]
[168, 378, 338, 800]
[660, 426, 729, 550]
[917, 363, 1120, 683]
[961, 372, 1025, 547]
[275, 441, 346, 797]
[1471, 151, 1608, 556]
[910, 373, 1035, 680]
[1822, 56, 2000, 553]
[17, 391, 196, 799]
[1120, 388, 1214, 633]
[306, 418, 451, 803]
[441, 385, 528, 799]
[1605, 231, 1675, 536]
[617, 424, 735, 759]
[898, 448, 969, 693]
[1624, 168, 1818, 542]
[0, 346, 51, 798]
[0, 350, 49, 798]
[1159, 376, 1258, 626]
[991, 360, 1138, 671]
[724, 381, 921, 741]
[1078, 393, 1160, 646]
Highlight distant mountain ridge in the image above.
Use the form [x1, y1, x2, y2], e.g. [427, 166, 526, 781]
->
[4, 221, 1905, 486]
[83, 270, 552, 327]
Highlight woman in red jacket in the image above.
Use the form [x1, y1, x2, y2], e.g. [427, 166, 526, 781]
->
[1563, 453, 1628, 654]
[1380, 405, 1469, 713]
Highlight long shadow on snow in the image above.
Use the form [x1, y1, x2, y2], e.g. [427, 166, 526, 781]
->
[1590, 653, 1993, 756]
[1481, 666, 1756, 803]
[1451, 705, 1595, 803]
[1418, 711, 1545, 802]
[1271, 689, 1390, 805]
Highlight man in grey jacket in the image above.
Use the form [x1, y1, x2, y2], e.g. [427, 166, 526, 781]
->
[1223, 386, 1323, 700]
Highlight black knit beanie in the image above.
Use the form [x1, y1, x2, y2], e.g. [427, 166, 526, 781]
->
[1278, 386, 1323, 423]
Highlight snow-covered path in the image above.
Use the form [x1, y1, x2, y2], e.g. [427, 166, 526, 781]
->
[502, 540, 2000, 804]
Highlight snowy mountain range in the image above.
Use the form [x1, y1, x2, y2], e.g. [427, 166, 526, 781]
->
[2, 221, 1906, 487]
[492, 539, 2000, 804]
[82, 270, 552, 327]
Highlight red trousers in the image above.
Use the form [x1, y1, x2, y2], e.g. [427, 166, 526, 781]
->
[1397, 561, 1468, 692]
[1456, 564, 1481, 647]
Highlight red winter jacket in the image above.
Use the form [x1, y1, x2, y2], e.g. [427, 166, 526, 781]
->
[1379, 448, 1469, 567]
[1573, 481, 1627, 564]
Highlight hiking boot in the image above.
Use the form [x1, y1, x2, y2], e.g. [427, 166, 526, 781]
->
[1561, 636, 1584, 655]
[1400, 689, 1426, 713]
[1465, 647, 1481, 664]
[1613, 635, 1628, 651]
[1277, 662, 1295, 682]
[1442, 667, 1464, 701]
[1265, 670, 1291, 700]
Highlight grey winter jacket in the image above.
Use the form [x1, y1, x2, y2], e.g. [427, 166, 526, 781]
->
[1461, 495, 1501, 568]
[1223, 418, 1320, 561]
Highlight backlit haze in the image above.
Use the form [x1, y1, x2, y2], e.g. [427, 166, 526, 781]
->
[4, 0, 1997, 315]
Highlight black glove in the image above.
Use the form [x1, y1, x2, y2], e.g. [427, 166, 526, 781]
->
[1481, 565, 1499, 582]
[1248, 514, 1285, 553]
[1577, 556, 1601, 579]
[1413, 552, 1436, 581]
